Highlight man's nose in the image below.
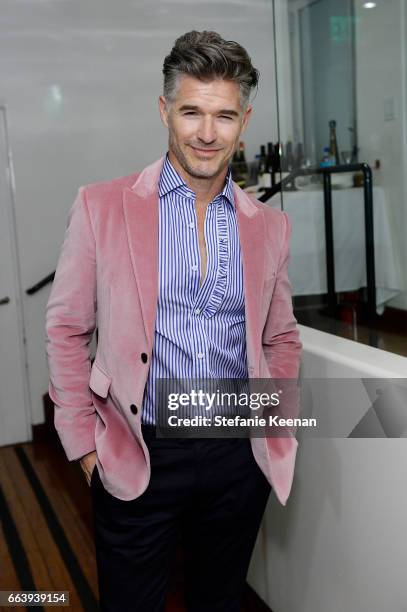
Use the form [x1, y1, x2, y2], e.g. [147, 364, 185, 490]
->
[197, 117, 216, 144]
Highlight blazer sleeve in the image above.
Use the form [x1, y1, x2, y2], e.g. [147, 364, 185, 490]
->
[45, 186, 97, 461]
[262, 211, 302, 379]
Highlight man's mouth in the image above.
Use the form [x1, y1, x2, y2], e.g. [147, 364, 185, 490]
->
[190, 146, 220, 158]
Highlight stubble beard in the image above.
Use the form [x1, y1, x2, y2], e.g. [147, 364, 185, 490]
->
[168, 133, 229, 181]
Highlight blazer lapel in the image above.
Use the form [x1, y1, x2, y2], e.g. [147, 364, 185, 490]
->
[234, 186, 266, 374]
[122, 157, 164, 348]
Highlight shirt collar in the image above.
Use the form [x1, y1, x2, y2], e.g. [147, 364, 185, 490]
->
[158, 152, 235, 208]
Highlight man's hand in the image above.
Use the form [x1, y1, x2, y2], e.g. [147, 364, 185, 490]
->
[79, 450, 97, 486]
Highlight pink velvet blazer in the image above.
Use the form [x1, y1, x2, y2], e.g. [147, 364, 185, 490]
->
[45, 156, 302, 506]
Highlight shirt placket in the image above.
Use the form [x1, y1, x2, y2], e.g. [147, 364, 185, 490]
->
[203, 199, 229, 318]
[184, 196, 209, 379]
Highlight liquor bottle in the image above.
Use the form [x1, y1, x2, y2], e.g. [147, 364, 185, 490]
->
[280, 142, 287, 172]
[231, 141, 249, 188]
[329, 120, 340, 165]
[264, 142, 274, 187]
[232, 148, 240, 164]
[238, 141, 247, 162]
[230, 148, 241, 183]
[257, 144, 268, 188]
[274, 142, 282, 174]
[320, 146, 335, 168]
[285, 141, 295, 190]
[272, 142, 281, 185]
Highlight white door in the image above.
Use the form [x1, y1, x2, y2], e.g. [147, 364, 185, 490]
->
[0, 104, 31, 445]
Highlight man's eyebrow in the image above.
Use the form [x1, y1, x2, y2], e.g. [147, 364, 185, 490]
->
[178, 104, 239, 117]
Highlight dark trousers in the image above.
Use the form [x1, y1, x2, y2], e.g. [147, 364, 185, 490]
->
[90, 425, 271, 612]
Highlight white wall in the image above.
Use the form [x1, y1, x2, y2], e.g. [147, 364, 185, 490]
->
[0, 0, 288, 425]
[248, 324, 407, 612]
[355, 0, 407, 310]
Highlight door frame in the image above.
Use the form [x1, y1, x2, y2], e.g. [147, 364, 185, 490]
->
[0, 103, 32, 444]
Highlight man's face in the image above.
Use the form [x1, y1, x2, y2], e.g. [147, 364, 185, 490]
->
[158, 75, 252, 182]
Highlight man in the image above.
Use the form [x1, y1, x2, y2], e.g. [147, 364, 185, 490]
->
[45, 30, 302, 612]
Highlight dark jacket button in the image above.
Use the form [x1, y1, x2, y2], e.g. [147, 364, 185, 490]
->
[141, 353, 148, 363]
[130, 404, 138, 415]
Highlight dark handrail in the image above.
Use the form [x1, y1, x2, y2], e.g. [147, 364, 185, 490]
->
[26, 272, 55, 295]
[258, 163, 377, 346]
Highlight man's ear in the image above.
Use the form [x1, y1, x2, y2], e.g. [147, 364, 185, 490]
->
[158, 95, 170, 128]
[240, 104, 253, 135]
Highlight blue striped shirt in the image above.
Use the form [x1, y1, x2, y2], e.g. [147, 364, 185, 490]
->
[141, 154, 248, 425]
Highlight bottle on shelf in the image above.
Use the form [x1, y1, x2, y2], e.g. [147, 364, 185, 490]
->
[256, 144, 267, 188]
[252, 153, 261, 186]
[238, 141, 247, 164]
[231, 141, 249, 188]
[270, 142, 281, 186]
[320, 146, 335, 168]
[231, 148, 241, 183]
[329, 120, 340, 165]
[265, 142, 275, 187]
[231, 149, 240, 165]
[284, 141, 296, 190]
[280, 142, 287, 173]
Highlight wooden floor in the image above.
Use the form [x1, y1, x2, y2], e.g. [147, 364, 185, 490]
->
[0, 437, 271, 612]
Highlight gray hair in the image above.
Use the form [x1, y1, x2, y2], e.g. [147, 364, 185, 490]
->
[162, 30, 259, 111]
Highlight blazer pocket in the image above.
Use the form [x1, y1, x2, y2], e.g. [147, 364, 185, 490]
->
[89, 361, 112, 398]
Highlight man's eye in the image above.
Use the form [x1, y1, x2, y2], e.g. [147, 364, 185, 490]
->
[219, 115, 233, 120]
[184, 111, 197, 116]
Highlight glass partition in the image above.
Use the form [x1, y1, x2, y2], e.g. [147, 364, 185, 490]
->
[269, 0, 407, 356]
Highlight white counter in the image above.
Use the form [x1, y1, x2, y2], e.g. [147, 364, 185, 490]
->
[248, 324, 407, 612]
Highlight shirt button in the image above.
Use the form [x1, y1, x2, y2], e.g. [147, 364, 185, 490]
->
[189, 222, 195, 229]
[194, 308, 201, 315]
[191, 264, 198, 271]
[197, 352, 204, 359]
